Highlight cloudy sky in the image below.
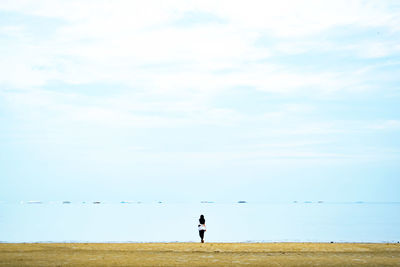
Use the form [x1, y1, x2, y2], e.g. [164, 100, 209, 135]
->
[1, 0, 399, 202]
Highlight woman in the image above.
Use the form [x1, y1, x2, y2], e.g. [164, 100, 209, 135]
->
[198, 214, 206, 243]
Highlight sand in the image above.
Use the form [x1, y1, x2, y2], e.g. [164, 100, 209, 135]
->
[0, 243, 399, 266]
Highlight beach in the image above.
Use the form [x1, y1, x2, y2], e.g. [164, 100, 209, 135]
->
[1, 243, 399, 266]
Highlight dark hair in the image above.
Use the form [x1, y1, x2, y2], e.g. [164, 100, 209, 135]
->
[199, 214, 205, 224]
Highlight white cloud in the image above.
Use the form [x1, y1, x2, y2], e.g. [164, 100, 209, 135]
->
[1, 0, 399, 134]
[368, 120, 400, 130]
[1, 0, 399, 92]
[357, 41, 400, 58]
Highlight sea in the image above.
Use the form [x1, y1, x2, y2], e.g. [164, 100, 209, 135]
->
[0, 201, 399, 243]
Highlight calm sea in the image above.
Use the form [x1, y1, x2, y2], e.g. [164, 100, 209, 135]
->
[0, 202, 399, 243]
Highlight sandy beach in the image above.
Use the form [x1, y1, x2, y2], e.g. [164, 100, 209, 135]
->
[0, 243, 399, 266]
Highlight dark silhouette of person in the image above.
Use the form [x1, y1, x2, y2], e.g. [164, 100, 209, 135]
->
[198, 214, 206, 243]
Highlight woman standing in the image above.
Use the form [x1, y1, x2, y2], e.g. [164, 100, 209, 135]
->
[198, 215, 206, 243]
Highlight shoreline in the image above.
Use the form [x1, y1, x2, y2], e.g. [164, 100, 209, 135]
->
[1, 241, 400, 243]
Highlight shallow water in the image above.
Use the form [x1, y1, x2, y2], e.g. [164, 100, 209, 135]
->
[0, 202, 399, 242]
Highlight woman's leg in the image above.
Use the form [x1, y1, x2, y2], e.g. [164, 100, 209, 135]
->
[199, 230, 205, 243]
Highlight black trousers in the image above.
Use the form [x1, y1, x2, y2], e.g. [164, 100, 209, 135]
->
[199, 230, 205, 240]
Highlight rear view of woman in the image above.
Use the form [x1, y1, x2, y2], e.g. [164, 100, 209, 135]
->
[198, 215, 206, 243]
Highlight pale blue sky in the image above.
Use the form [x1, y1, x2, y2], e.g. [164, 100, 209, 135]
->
[1, 0, 399, 202]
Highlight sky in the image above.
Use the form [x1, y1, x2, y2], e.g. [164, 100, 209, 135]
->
[0, 0, 399, 202]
